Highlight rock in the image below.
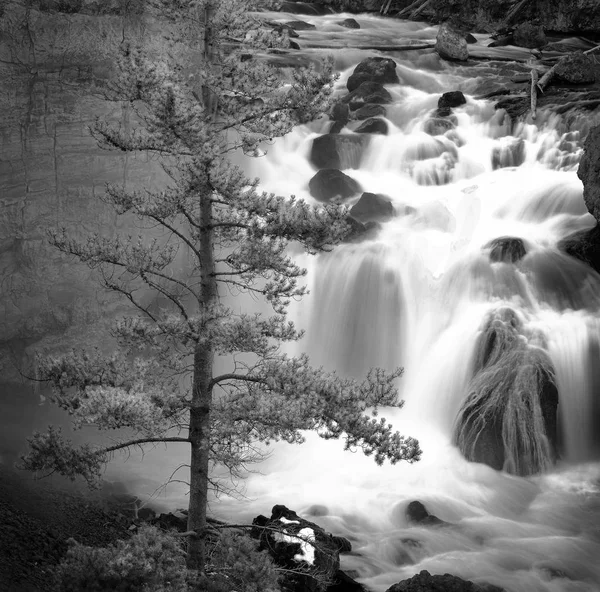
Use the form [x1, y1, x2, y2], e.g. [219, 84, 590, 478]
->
[339, 18, 360, 29]
[342, 81, 393, 111]
[354, 103, 387, 120]
[272, 23, 299, 38]
[435, 22, 469, 62]
[252, 505, 352, 592]
[309, 169, 362, 202]
[279, 1, 333, 14]
[438, 91, 466, 110]
[554, 52, 597, 85]
[350, 192, 395, 223]
[512, 23, 547, 48]
[289, 39, 301, 50]
[385, 569, 504, 592]
[347, 57, 399, 92]
[465, 33, 477, 44]
[488, 34, 514, 48]
[310, 134, 367, 170]
[559, 224, 600, 275]
[485, 237, 527, 263]
[355, 118, 388, 135]
[329, 102, 350, 134]
[405, 501, 449, 527]
[284, 19, 317, 30]
[491, 138, 526, 169]
[423, 117, 455, 136]
[578, 124, 600, 222]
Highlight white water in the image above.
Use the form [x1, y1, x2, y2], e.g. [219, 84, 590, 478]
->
[108, 13, 600, 592]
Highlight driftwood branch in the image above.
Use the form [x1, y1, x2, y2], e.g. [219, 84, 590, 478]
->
[530, 68, 538, 119]
[536, 62, 558, 93]
[380, 0, 393, 15]
[411, 0, 431, 20]
[396, 0, 427, 19]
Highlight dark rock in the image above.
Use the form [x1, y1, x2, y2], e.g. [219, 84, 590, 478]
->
[330, 101, 350, 133]
[554, 52, 597, 85]
[435, 22, 469, 62]
[329, 569, 367, 591]
[486, 237, 527, 263]
[559, 224, 600, 275]
[491, 138, 526, 169]
[309, 169, 362, 202]
[339, 18, 360, 29]
[284, 19, 317, 30]
[347, 57, 399, 92]
[465, 33, 477, 44]
[513, 23, 547, 48]
[354, 103, 387, 120]
[385, 569, 504, 592]
[350, 192, 395, 224]
[578, 124, 600, 222]
[289, 40, 301, 50]
[331, 535, 353, 553]
[342, 81, 393, 111]
[355, 118, 388, 135]
[488, 34, 513, 48]
[423, 117, 455, 136]
[406, 501, 449, 527]
[310, 134, 367, 170]
[272, 23, 300, 38]
[438, 91, 466, 110]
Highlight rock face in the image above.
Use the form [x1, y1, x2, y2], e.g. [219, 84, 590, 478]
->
[309, 169, 362, 202]
[435, 22, 469, 61]
[347, 57, 399, 92]
[386, 570, 504, 592]
[310, 134, 368, 169]
[554, 52, 597, 85]
[512, 23, 547, 48]
[350, 192, 395, 223]
[577, 124, 600, 222]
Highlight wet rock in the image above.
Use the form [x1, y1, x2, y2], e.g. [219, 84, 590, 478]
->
[310, 134, 367, 170]
[342, 81, 393, 111]
[330, 101, 351, 133]
[406, 501, 449, 527]
[354, 103, 387, 120]
[559, 224, 600, 275]
[385, 570, 504, 592]
[435, 22, 469, 62]
[339, 18, 360, 29]
[347, 57, 399, 92]
[486, 237, 527, 263]
[284, 19, 317, 30]
[438, 91, 466, 110]
[423, 117, 455, 136]
[513, 23, 547, 48]
[577, 124, 600, 222]
[350, 192, 395, 224]
[289, 39, 301, 50]
[309, 169, 362, 202]
[491, 138, 526, 169]
[554, 52, 597, 85]
[488, 34, 514, 48]
[271, 23, 299, 38]
[329, 569, 367, 591]
[465, 33, 477, 44]
[355, 117, 388, 135]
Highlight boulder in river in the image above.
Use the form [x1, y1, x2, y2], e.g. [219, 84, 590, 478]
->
[385, 570, 504, 592]
[405, 501, 450, 527]
[310, 134, 367, 170]
[284, 19, 317, 30]
[559, 224, 600, 275]
[577, 124, 600, 222]
[435, 22, 469, 62]
[554, 52, 597, 85]
[342, 81, 393, 110]
[354, 103, 387, 120]
[355, 117, 388, 135]
[329, 101, 350, 133]
[350, 192, 395, 224]
[309, 169, 362, 202]
[486, 237, 527, 263]
[347, 57, 399, 92]
[438, 91, 466, 110]
[339, 18, 360, 29]
[513, 22, 547, 48]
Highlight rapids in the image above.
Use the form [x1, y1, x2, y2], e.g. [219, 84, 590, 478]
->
[49, 11, 600, 592]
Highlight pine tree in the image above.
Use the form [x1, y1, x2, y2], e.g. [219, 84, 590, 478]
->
[19, 0, 421, 573]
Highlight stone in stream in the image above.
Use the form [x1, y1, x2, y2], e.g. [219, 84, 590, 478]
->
[438, 90, 466, 110]
[423, 116, 455, 136]
[339, 18, 360, 29]
[559, 224, 600, 275]
[342, 81, 393, 111]
[553, 52, 597, 85]
[284, 19, 317, 30]
[354, 103, 387, 120]
[350, 192, 395, 224]
[513, 22, 547, 48]
[485, 236, 527, 263]
[405, 501, 450, 527]
[329, 101, 350, 133]
[355, 117, 388, 135]
[465, 32, 478, 44]
[308, 169, 362, 202]
[310, 134, 368, 170]
[347, 57, 399, 92]
[435, 22, 469, 62]
[385, 570, 505, 592]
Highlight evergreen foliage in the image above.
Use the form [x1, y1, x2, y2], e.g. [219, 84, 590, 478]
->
[20, 0, 421, 572]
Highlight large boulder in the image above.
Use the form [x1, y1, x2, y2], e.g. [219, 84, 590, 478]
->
[309, 169, 362, 202]
[405, 501, 449, 528]
[339, 18, 360, 29]
[438, 91, 466, 111]
[354, 103, 387, 120]
[347, 57, 399, 92]
[485, 237, 527, 263]
[435, 22, 469, 62]
[284, 19, 317, 30]
[513, 22, 547, 48]
[386, 570, 504, 592]
[342, 81, 393, 111]
[310, 134, 368, 170]
[554, 52, 597, 85]
[577, 124, 600, 222]
[252, 505, 361, 592]
[355, 118, 388, 135]
[559, 224, 600, 275]
[329, 101, 350, 134]
[350, 192, 395, 223]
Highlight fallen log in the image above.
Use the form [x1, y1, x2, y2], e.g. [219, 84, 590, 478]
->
[536, 62, 558, 92]
[396, 0, 427, 19]
[530, 68, 538, 119]
[411, 0, 431, 19]
[381, 0, 393, 15]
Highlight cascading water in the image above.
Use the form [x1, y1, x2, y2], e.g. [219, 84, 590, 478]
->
[106, 11, 600, 592]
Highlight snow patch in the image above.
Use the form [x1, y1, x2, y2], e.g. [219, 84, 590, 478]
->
[273, 527, 316, 565]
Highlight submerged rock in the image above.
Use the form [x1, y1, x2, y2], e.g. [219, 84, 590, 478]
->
[309, 169, 362, 202]
[406, 501, 449, 527]
[491, 138, 526, 169]
[386, 570, 504, 592]
[554, 52, 597, 84]
[310, 134, 367, 170]
[342, 81, 393, 110]
[329, 101, 350, 133]
[355, 117, 388, 135]
[438, 91, 466, 110]
[347, 57, 399, 92]
[350, 192, 395, 223]
[435, 22, 469, 62]
[486, 237, 527, 263]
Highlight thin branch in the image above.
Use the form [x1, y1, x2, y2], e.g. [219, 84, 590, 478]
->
[104, 436, 190, 454]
